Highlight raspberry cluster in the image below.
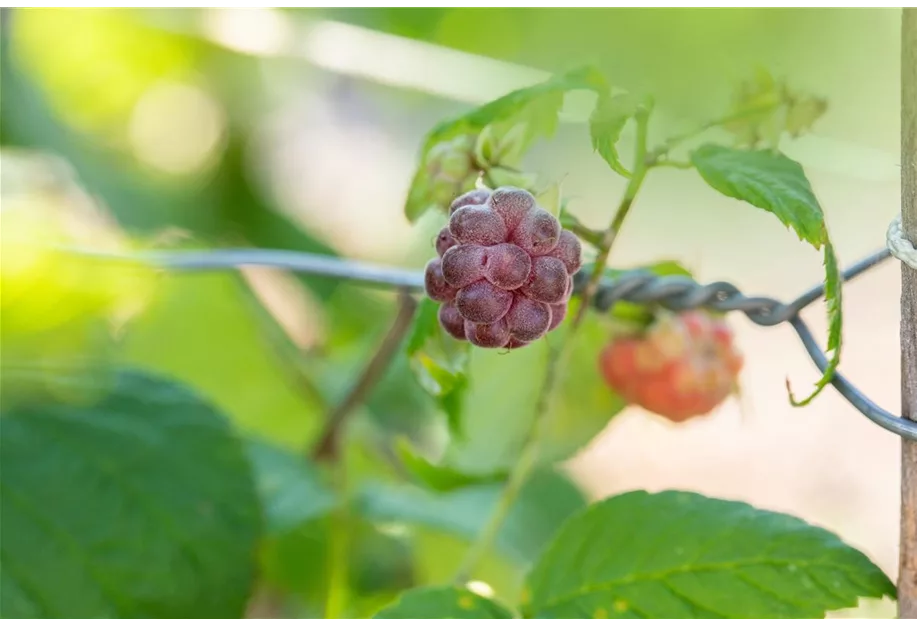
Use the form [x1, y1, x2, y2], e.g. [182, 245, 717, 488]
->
[599, 311, 744, 422]
[424, 187, 582, 349]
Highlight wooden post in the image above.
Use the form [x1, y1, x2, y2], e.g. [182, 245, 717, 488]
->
[900, 7, 917, 619]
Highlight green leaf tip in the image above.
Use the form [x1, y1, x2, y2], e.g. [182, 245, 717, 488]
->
[787, 240, 843, 407]
[690, 144, 843, 406]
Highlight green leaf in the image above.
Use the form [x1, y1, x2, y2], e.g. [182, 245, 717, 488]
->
[524, 490, 895, 619]
[590, 92, 637, 177]
[394, 437, 506, 492]
[405, 65, 608, 222]
[356, 468, 586, 565]
[789, 240, 842, 407]
[690, 145, 825, 247]
[245, 438, 336, 535]
[405, 297, 469, 437]
[373, 585, 516, 619]
[689, 145, 842, 404]
[0, 366, 261, 618]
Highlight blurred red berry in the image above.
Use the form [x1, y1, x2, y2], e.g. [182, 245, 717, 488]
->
[599, 311, 744, 422]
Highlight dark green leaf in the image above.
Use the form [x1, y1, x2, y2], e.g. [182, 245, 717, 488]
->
[356, 468, 586, 565]
[394, 437, 506, 492]
[405, 66, 608, 222]
[590, 93, 636, 177]
[245, 438, 336, 535]
[0, 366, 261, 618]
[524, 490, 895, 619]
[690, 145, 842, 404]
[373, 585, 516, 619]
[690, 145, 825, 247]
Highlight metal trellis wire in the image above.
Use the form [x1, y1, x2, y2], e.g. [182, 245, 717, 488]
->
[69, 236, 917, 441]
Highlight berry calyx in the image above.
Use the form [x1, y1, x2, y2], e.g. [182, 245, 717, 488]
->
[599, 310, 743, 422]
[426, 187, 581, 349]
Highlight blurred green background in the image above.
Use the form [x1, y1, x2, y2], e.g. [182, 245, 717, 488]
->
[0, 8, 905, 618]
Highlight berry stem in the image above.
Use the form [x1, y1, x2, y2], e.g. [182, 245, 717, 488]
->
[312, 290, 419, 461]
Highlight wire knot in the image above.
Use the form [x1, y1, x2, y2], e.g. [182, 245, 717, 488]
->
[887, 214, 917, 270]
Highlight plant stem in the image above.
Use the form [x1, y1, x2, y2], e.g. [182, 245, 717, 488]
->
[560, 211, 604, 248]
[312, 290, 418, 461]
[573, 103, 652, 326]
[454, 102, 655, 584]
[654, 158, 694, 170]
[325, 461, 350, 619]
[315, 290, 417, 618]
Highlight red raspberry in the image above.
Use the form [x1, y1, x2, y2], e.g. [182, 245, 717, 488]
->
[427, 187, 581, 349]
[599, 311, 744, 422]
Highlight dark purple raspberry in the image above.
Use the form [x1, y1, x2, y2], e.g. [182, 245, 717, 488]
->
[441, 244, 486, 288]
[438, 303, 467, 340]
[424, 187, 582, 349]
[435, 227, 457, 257]
[490, 187, 535, 232]
[547, 230, 583, 274]
[505, 295, 551, 342]
[450, 206, 507, 246]
[511, 208, 560, 255]
[464, 318, 511, 348]
[424, 259, 458, 303]
[455, 280, 513, 324]
[521, 256, 568, 304]
[483, 243, 531, 291]
[450, 189, 491, 214]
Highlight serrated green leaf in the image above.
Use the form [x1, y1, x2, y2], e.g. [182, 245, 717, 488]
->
[690, 145, 842, 404]
[356, 468, 586, 565]
[394, 437, 506, 492]
[590, 92, 636, 177]
[0, 366, 261, 618]
[690, 145, 825, 247]
[405, 65, 608, 222]
[373, 585, 516, 619]
[524, 490, 895, 619]
[789, 240, 842, 407]
[245, 438, 336, 535]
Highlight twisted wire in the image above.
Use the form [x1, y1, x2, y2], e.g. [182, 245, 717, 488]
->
[66, 244, 916, 440]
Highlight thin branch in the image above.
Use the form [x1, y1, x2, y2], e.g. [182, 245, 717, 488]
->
[311, 290, 418, 461]
[64, 246, 425, 292]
